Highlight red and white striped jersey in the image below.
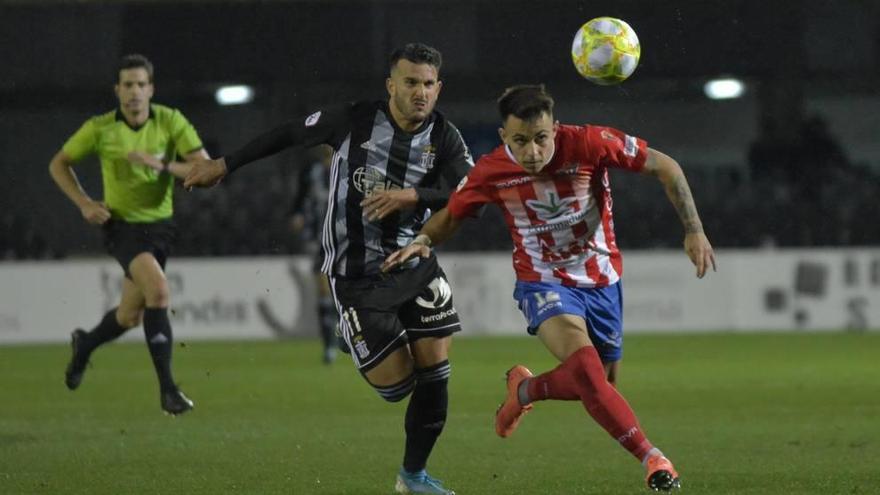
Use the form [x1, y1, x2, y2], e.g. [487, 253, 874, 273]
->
[447, 124, 648, 288]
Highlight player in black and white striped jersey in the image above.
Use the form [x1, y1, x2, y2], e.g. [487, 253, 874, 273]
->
[185, 43, 472, 494]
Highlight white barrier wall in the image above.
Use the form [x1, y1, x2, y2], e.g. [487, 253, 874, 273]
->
[0, 257, 317, 344]
[442, 249, 880, 334]
[1, 248, 878, 343]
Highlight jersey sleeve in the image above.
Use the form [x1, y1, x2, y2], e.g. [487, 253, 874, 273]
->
[169, 110, 204, 156]
[298, 103, 352, 149]
[583, 125, 648, 172]
[446, 162, 492, 220]
[225, 103, 352, 173]
[60, 119, 97, 163]
[415, 121, 475, 211]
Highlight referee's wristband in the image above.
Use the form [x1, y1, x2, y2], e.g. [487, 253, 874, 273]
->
[412, 234, 433, 248]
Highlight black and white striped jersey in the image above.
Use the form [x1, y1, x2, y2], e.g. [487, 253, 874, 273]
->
[226, 100, 474, 277]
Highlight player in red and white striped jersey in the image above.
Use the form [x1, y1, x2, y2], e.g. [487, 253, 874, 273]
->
[384, 84, 715, 491]
[448, 121, 643, 288]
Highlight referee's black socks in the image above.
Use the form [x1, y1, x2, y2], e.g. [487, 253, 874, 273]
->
[82, 307, 127, 354]
[143, 307, 176, 392]
[403, 360, 452, 473]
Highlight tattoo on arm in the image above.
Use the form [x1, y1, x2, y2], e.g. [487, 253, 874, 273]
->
[667, 174, 703, 234]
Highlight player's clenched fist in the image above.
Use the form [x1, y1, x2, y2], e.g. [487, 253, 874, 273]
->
[80, 200, 111, 225]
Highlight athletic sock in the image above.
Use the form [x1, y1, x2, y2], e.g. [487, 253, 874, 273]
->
[317, 297, 336, 350]
[528, 346, 653, 461]
[81, 307, 128, 354]
[143, 307, 176, 392]
[642, 447, 664, 465]
[525, 355, 584, 403]
[403, 360, 451, 473]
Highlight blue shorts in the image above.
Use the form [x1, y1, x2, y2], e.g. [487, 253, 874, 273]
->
[513, 281, 623, 362]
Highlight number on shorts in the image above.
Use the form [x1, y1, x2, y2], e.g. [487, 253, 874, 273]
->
[342, 307, 363, 334]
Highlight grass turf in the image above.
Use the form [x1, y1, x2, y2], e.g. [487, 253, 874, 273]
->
[1, 333, 878, 494]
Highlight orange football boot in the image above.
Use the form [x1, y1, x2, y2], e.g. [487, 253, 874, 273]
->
[645, 454, 681, 491]
[495, 365, 534, 438]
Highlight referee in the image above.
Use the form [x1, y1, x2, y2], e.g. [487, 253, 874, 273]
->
[49, 54, 208, 415]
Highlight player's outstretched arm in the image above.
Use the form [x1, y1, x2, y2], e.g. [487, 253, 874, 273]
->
[642, 148, 716, 278]
[185, 120, 314, 189]
[381, 207, 462, 272]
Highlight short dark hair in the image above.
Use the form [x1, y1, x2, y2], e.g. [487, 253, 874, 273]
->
[497, 84, 555, 122]
[389, 43, 442, 73]
[117, 54, 154, 82]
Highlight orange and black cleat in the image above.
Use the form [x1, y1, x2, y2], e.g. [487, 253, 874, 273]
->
[645, 454, 681, 491]
[495, 365, 534, 438]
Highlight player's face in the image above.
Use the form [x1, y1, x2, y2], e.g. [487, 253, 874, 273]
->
[114, 67, 154, 117]
[386, 59, 442, 131]
[499, 112, 557, 174]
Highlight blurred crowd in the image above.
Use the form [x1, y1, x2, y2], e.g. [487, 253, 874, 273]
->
[3, 115, 878, 261]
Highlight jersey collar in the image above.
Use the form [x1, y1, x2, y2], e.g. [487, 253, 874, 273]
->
[115, 105, 154, 131]
[381, 100, 435, 135]
[504, 144, 557, 172]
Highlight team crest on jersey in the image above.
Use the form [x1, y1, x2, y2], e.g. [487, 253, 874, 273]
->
[420, 144, 436, 170]
[304, 111, 322, 127]
[525, 191, 577, 221]
[601, 129, 638, 157]
[600, 129, 621, 143]
[352, 166, 401, 197]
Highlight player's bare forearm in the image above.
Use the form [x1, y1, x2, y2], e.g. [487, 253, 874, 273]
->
[665, 173, 704, 234]
[131, 149, 209, 180]
[49, 151, 111, 224]
[420, 207, 462, 247]
[643, 148, 716, 277]
[381, 208, 462, 272]
[161, 161, 193, 180]
[167, 149, 211, 180]
[49, 151, 92, 209]
[643, 148, 703, 234]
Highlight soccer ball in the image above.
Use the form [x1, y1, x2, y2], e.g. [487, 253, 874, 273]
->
[571, 17, 641, 85]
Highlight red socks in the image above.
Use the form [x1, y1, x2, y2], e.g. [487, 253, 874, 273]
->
[526, 346, 653, 460]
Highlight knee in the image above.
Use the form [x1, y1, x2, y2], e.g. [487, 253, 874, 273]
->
[415, 360, 451, 387]
[143, 283, 170, 308]
[115, 308, 142, 329]
[372, 373, 416, 403]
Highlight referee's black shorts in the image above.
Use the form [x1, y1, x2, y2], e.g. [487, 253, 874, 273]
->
[102, 219, 177, 278]
[331, 255, 461, 372]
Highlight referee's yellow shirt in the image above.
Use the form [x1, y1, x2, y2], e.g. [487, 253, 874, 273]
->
[62, 104, 203, 223]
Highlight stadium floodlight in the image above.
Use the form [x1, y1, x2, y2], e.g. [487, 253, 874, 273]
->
[215, 85, 254, 105]
[703, 78, 745, 100]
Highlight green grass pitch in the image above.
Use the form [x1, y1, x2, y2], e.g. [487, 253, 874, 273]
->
[1, 333, 878, 494]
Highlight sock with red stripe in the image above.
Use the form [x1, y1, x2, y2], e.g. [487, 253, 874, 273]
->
[525, 345, 653, 461]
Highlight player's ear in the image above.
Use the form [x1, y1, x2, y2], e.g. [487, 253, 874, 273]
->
[498, 126, 507, 143]
[386, 77, 394, 97]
